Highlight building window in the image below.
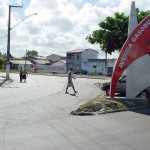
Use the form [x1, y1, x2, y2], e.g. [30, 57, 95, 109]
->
[67, 54, 74, 59]
[77, 55, 79, 59]
[93, 65, 97, 68]
[67, 54, 71, 59]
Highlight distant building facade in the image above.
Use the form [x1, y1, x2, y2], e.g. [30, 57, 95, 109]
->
[9, 51, 116, 75]
[66, 48, 98, 71]
[30, 56, 52, 65]
[84, 59, 116, 75]
[10, 59, 33, 70]
[66, 48, 116, 75]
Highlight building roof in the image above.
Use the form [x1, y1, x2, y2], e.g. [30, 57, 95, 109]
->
[52, 60, 66, 65]
[47, 54, 60, 57]
[66, 49, 84, 53]
[32, 59, 51, 65]
[47, 54, 66, 58]
[31, 56, 47, 60]
[60, 56, 66, 59]
[10, 60, 33, 65]
[66, 48, 98, 54]
[59, 60, 66, 64]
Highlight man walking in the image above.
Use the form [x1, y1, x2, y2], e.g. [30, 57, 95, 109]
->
[65, 68, 77, 94]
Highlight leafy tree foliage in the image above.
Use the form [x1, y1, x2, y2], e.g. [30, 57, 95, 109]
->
[86, 9, 150, 54]
[26, 50, 38, 59]
[0, 52, 6, 69]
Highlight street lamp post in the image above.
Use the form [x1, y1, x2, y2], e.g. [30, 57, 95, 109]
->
[11, 13, 37, 30]
[6, 4, 37, 79]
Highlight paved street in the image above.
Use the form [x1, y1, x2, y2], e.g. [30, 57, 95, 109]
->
[0, 73, 150, 150]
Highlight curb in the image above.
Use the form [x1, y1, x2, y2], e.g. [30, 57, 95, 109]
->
[71, 106, 150, 116]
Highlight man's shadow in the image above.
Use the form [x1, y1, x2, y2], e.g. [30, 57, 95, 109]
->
[66, 92, 78, 97]
[69, 93, 78, 97]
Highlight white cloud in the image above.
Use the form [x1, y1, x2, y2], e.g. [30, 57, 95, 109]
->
[0, 0, 149, 58]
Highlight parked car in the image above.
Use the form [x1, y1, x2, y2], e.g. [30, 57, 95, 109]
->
[101, 76, 150, 99]
[74, 69, 87, 75]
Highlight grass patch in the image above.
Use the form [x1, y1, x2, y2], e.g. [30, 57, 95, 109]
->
[71, 95, 150, 115]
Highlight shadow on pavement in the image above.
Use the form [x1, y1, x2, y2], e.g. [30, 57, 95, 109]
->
[69, 93, 78, 97]
[0, 79, 7, 86]
[131, 108, 150, 116]
[0, 77, 19, 88]
[2, 86, 19, 88]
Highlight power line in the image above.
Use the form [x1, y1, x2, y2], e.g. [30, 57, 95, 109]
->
[0, 35, 7, 40]
[0, 12, 37, 40]
[0, 0, 30, 40]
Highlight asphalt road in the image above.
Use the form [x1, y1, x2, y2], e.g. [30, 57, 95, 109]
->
[0, 73, 150, 150]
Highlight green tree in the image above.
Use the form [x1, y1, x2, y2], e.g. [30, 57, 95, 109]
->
[86, 9, 150, 54]
[0, 53, 6, 69]
[26, 50, 38, 59]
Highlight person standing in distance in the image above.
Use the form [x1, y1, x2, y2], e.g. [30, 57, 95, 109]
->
[22, 69, 28, 83]
[20, 67, 23, 82]
[65, 68, 77, 94]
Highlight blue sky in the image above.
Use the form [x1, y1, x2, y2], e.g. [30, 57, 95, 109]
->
[77, 0, 99, 8]
[0, 0, 149, 58]
[10, 0, 30, 18]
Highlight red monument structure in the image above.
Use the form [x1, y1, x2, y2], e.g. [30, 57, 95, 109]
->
[110, 1, 150, 98]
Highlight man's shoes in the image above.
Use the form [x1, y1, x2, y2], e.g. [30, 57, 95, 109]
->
[65, 91, 68, 94]
[74, 91, 77, 94]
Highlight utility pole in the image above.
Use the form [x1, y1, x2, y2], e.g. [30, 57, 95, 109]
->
[6, 5, 22, 79]
[25, 49, 27, 68]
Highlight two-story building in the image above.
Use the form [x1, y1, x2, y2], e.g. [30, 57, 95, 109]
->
[66, 48, 98, 71]
[66, 48, 116, 75]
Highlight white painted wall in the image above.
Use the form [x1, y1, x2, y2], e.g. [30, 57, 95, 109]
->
[51, 61, 66, 72]
[81, 59, 116, 74]
[84, 62, 104, 74]
[127, 55, 150, 98]
[34, 61, 66, 73]
[81, 49, 98, 63]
